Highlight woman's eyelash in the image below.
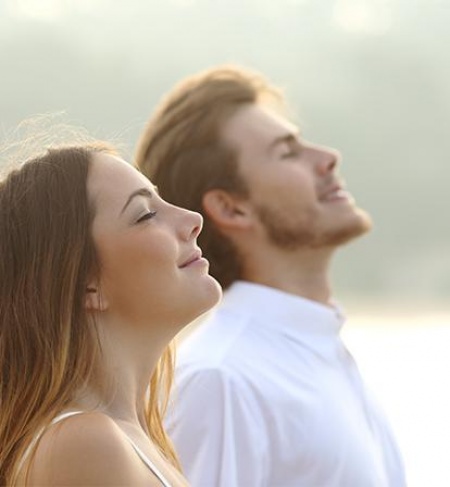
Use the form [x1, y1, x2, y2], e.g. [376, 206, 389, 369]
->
[136, 211, 157, 223]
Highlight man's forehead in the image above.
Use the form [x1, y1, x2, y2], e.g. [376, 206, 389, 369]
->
[222, 104, 299, 147]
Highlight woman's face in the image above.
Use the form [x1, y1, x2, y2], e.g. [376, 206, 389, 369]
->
[87, 152, 221, 332]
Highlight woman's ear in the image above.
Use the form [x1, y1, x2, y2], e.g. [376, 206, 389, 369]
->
[202, 189, 253, 231]
[85, 283, 109, 312]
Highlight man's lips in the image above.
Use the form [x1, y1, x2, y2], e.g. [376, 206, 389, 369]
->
[319, 184, 353, 203]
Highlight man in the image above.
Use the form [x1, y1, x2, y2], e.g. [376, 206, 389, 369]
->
[136, 66, 405, 487]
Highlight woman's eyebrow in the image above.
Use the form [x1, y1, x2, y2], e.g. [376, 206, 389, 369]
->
[120, 188, 153, 216]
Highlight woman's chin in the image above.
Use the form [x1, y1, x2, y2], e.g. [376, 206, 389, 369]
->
[185, 277, 222, 325]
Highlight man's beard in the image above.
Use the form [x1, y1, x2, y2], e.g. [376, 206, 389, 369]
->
[255, 204, 372, 251]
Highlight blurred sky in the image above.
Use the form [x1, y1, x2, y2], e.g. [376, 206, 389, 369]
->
[1, 0, 450, 308]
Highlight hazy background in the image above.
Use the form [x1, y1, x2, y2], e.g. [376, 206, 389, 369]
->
[1, 0, 449, 308]
[1, 0, 450, 484]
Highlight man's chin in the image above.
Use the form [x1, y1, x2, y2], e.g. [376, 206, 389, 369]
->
[315, 210, 373, 248]
[354, 208, 373, 234]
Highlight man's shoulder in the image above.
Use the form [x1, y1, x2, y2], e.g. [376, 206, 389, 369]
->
[178, 309, 252, 367]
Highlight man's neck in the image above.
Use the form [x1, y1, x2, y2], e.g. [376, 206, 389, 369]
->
[241, 246, 334, 305]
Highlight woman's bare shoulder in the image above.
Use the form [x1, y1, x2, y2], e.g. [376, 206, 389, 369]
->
[28, 411, 161, 486]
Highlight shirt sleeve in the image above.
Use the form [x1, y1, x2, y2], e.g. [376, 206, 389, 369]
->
[165, 366, 269, 487]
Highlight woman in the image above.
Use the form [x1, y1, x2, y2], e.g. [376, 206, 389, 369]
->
[0, 143, 222, 486]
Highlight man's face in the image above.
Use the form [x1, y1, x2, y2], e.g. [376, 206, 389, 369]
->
[221, 103, 372, 250]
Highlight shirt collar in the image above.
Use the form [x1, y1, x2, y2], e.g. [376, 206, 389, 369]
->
[220, 281, 345, 337]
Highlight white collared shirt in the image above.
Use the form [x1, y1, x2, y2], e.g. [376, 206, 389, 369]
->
[167, 282, 406, 487]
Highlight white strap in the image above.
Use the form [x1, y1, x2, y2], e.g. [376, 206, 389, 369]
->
[18, 410, 173, 487]
[16, 410, 86, 474]
[124, 436, 173, 487]
[50, 410, 85, 424]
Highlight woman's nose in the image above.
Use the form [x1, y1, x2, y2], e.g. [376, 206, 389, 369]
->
[180, 208, 203, 242]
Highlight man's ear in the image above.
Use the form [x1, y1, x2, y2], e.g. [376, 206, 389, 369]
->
[202, 189, 252, 230]
[85, 282, 109, 312]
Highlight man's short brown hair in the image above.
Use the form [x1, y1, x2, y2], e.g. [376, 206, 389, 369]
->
[136, 65, 283, 289]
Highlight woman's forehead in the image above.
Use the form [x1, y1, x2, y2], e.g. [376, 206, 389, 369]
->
[88, 153, 150, 211]
[90, 153, 149, 189]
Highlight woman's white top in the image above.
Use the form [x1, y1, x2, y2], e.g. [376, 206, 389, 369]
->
[18, 410, 173, 487]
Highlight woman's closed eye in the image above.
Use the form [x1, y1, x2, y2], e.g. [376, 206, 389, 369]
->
[136, 210, 157, 223]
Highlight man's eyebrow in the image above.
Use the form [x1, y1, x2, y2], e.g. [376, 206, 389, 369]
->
[268, 131, 301, 151]
[120, 188, 153, 215]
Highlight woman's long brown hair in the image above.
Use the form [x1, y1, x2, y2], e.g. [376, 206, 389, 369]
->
[0, 145, 179, 485]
